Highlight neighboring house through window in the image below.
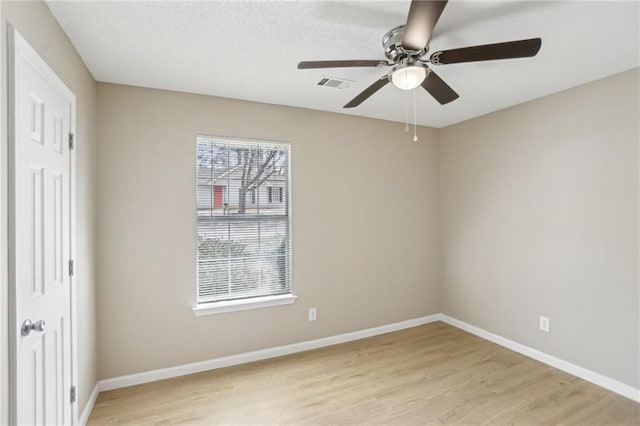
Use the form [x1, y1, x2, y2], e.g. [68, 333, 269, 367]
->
[195, 136, 293, 311]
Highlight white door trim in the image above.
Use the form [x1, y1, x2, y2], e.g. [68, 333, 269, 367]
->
[7, 25, 78, 425]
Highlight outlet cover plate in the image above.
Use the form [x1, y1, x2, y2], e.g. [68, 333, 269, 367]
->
[308, 308, 317, 321]
[539, 316, 550, 332]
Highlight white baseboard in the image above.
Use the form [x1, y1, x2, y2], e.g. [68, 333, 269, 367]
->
[95, 313, 639, 406]
[98, 314, 442, 392]
[440, 314, 640, 403]
[79, 383, 99, 425]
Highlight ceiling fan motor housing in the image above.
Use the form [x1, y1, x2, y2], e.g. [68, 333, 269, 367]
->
[382, 25, 428, 62]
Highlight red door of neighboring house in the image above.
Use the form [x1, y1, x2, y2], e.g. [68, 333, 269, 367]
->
[213, 185, 224, 208]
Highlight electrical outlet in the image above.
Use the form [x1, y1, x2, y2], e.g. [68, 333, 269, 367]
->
[539, 316, 550, 332]
[308, 308, 317, 321]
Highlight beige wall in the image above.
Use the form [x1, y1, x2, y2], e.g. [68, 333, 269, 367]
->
[0, 0, 98, 419]
[438, 68, 640, 388]
[95, 83, 441, 379]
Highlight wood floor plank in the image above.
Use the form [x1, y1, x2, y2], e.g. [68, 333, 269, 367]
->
[88, 322, 639, 425]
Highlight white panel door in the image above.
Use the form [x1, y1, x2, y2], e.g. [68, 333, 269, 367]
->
[12, 30, 75, 425]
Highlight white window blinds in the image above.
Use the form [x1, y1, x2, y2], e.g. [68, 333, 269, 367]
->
[196, 136, 292, 304]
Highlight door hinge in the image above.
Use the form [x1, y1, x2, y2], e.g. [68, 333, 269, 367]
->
[68, 259, 74, 277]
[70, 386, 76, 404]
[69, 133, 75, 150]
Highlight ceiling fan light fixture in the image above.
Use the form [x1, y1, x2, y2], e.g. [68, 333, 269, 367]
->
[391, 65, 426, 90]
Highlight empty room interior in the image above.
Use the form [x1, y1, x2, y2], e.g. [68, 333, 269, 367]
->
[1, 0, 639, 424]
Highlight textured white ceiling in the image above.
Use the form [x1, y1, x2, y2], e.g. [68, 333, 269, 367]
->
[47, 1, 639, 128]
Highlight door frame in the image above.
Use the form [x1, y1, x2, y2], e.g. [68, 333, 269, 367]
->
[7, 26, 79, 425]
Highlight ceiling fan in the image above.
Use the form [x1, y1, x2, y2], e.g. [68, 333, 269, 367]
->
[298, 0, 541, 108]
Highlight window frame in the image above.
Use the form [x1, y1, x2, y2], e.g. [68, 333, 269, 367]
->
[193, 135, 296, 315]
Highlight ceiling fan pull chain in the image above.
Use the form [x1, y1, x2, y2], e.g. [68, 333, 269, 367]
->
[413, 88, 418, 142]
[405, 88, 410, 132]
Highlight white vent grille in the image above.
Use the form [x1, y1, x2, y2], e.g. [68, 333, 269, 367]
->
[317, 76, 352, 89]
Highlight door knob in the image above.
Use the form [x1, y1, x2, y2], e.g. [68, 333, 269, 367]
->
[21, 319, 46, 336]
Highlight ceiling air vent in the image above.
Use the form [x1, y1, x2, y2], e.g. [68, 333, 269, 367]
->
[317, 76, 352, 89]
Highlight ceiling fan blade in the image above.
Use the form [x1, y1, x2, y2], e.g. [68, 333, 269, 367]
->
[298, 60, 390, 69]
[430, 38, 542, 65]
[402, 0, 448, 52]
[421, 70, 459, 105]
[343, 76, 389, 108]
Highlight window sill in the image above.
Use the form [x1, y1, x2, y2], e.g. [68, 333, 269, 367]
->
[193, 294, 298, 316]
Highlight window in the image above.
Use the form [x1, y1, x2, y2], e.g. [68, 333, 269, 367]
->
[267, 186, 283, 203]
[195, 136, 293, 313]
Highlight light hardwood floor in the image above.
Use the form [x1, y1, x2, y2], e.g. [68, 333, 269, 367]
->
[88, 322, 639, 425]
